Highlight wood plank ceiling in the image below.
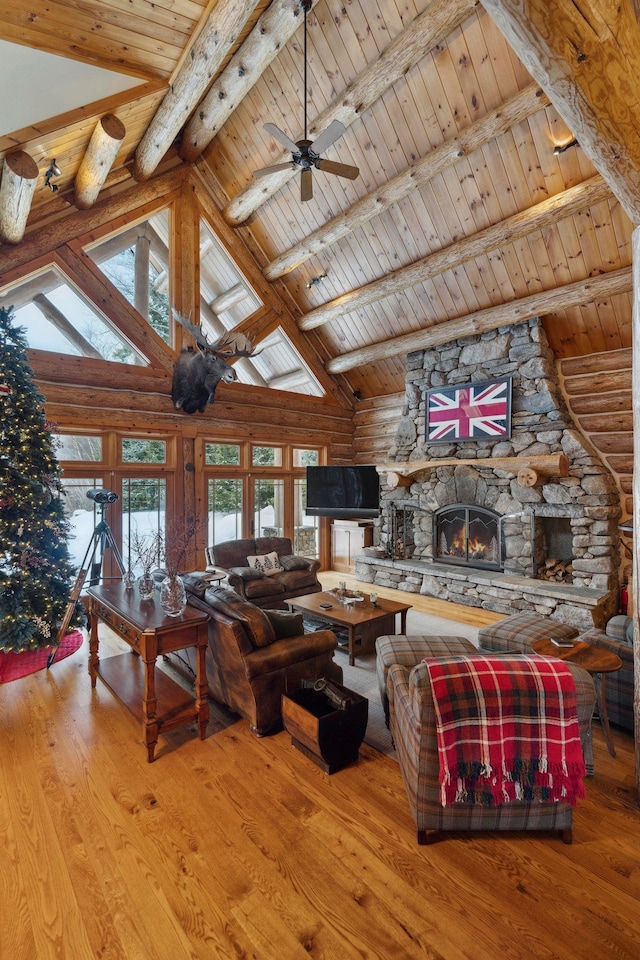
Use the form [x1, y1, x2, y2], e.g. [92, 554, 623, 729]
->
[0, 0, 637, 403]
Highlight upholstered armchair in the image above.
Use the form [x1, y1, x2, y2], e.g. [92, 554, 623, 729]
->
[387, 655, 596, 844]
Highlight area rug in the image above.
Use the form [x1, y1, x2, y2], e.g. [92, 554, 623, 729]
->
[337, 609, 480, 758]
[0, 629, 85, 683]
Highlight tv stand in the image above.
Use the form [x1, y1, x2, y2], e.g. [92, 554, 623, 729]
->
[331, 520, 374, 573]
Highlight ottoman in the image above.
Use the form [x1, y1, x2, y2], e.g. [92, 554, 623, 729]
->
[478, 611, 579, 654]
[375, 634, 477, 726]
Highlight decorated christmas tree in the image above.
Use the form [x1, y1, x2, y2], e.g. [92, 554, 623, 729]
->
[0, 306, 81, 654]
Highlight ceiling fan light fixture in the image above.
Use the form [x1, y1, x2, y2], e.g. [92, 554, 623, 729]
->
[252, 0, 359, 202]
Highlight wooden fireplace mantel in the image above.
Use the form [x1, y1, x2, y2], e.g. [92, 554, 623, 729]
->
[376, 454, 570, 489]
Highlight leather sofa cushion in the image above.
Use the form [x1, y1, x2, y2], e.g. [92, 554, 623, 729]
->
[278, 569, 318, 591]
[255, 536, 293, 556]
[242, 577, 287, 601]
[204, 586, 276, 648]
[213, 538, 257, 569]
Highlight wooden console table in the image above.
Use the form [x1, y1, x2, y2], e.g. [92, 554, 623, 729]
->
[86, 583, 210, 762]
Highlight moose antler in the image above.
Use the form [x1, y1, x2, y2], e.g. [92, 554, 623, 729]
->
[173, 310, 258, 358]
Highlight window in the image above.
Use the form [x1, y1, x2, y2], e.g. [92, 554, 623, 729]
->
[252, 445, 282, 467]
[0, 266, 145, 363]
[122, 438, 166, 463]
[122, 477, 167, 574]
[208, 477, 243, 545]
[86, 208, 171, 344]
[57, 435, 102, 461]
[205, 443, 240, 466]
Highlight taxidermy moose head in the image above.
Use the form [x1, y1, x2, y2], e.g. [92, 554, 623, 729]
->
[171, 313, 257, 415]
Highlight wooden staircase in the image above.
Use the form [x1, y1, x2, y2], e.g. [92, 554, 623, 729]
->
[558, 347, 632, 520]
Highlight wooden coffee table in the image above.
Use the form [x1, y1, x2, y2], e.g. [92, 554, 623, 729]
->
[532, 637, 622, 759]
[289, 591, 411, 666]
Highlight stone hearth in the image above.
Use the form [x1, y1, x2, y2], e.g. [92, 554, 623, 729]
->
[358, 319, 621, 631]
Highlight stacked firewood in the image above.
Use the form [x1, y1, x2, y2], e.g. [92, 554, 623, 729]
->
[538, 558, 573, 582]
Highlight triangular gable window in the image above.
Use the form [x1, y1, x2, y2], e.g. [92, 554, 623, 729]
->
[245, 326, 324, 397]
[85, 207, 171, 344]
[0, 264, 147, 364]
[199, 218, 262, 332]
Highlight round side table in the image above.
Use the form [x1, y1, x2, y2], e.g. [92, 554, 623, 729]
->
[532, 638, 622, 759]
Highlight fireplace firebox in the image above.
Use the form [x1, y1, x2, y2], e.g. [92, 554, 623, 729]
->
[434, 504, 502, 571]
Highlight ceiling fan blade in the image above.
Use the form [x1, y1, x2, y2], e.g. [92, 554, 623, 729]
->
[316, 158, 360, 180]
[300, 168, 313, 202]
[263, 122, 299, 153]
[310, 119, 346, 156]
[253, 162, 296, 179]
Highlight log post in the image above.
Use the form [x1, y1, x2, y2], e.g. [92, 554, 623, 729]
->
[0, 151, 39, 245]
[631, 226, 640, 798]
[74, 114, 126, 210]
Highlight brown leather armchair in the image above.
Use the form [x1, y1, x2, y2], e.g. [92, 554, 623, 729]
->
[179, 582, 342, 736]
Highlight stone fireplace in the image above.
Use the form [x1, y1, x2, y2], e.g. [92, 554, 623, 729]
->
[356, 319, 621, 631]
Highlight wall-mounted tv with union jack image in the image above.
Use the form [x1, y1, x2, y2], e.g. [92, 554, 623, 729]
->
[426, 377, 512, 443]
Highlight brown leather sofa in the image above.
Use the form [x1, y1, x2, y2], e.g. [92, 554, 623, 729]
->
[209, 536, 322, 608]
[178, 580, 342, 736]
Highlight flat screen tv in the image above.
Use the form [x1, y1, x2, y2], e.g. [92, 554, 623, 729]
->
[306, 465, 380, 519]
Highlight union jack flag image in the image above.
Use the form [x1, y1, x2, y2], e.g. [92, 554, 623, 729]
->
[426, 378, 511, 442]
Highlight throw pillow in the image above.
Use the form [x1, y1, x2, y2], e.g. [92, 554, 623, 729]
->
[279, 555, 310, 571]
[247, 550, 284, 577]
[264, 609, 304, 638]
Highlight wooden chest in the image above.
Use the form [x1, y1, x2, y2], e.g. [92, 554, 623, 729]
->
[282, 683, 368, 774]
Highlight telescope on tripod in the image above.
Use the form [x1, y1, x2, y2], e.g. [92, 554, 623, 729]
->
[52, 488, 126, 658]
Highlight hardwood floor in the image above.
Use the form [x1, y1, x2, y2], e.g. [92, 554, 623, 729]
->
[2, 579, 639, 960]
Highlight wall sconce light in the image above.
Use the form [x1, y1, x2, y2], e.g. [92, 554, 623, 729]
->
[44, 159, 62, 191]
[306, 273, 327, 289]
[553, 138, 579, 156]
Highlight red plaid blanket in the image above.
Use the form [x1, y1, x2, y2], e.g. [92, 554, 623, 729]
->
[423, 654, 586, 807]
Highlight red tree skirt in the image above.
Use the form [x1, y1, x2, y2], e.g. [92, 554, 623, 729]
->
[0, 629, 84, 683]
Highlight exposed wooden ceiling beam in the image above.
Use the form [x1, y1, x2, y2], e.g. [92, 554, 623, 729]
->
[326, 266, 632, 374]
[132, 0, 261, 182]
[180, 0, 322, 163]
[74, 114, 126, 210]
[222, 0, 479, 226]
[480, 0, 640, 223]
[0, 152, 39, 245]
[300, 174, 611, 330]
[264, 83, 549, 280]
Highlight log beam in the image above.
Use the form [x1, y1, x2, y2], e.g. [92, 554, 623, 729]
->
[481, 0, 640, 223]
[180, 0, 322, 163]
[264, 84, 548, 280]
[132, 0, 261, 182]
[0, 151, 39, 245]
[223, 0, 478, 225]
[326, 266, 633, 374]
[300, 174, 610, 331]
[74, 114, 126, 210]
[377, 454, 570, 489]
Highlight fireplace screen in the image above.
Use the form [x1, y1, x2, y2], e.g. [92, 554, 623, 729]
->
[434, 504, 502, 571]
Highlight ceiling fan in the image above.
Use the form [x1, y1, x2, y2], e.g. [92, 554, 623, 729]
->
[252, 0, 360, 202]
